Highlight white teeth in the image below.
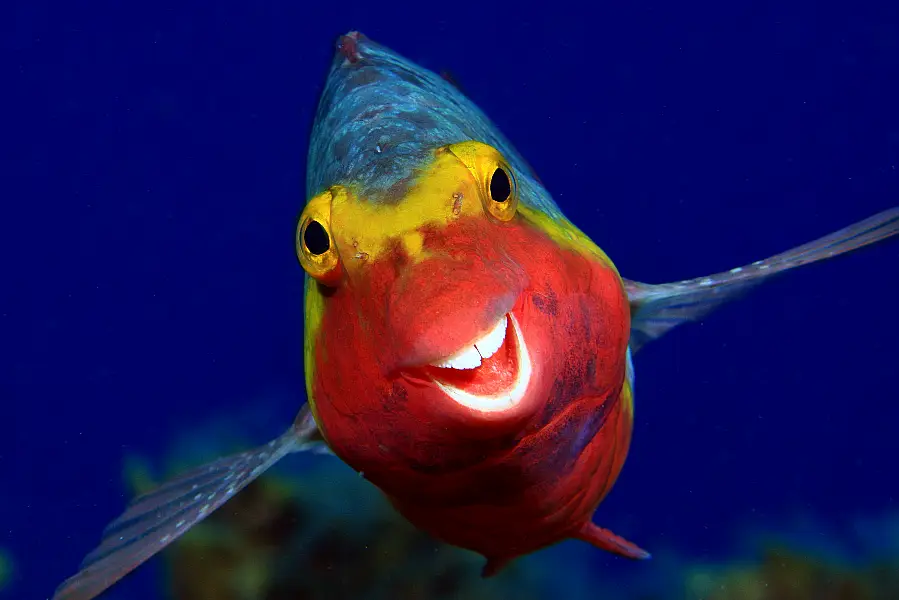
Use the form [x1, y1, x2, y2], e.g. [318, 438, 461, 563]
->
[430, 315, 509, 370]
[474, 316, 507, 360]
[432, 345, 482, 370]
[434, 313, 532, 413]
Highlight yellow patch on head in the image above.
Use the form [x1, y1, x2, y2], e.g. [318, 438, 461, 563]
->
[327, 150, 482, 267]
[311, 140, 524, 276]
[401, 230, 424, 258]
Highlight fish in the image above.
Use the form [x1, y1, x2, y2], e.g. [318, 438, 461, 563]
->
[51, 31, 899, 600]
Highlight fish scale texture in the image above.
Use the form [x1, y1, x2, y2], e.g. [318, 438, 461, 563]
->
[306, 36, 565, 221]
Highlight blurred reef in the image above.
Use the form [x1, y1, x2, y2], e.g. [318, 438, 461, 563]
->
[127, 457, 553, 600]
[0, 547, 12, 592]
[122, 408, 899, 600]
[679, 509, 899, 600]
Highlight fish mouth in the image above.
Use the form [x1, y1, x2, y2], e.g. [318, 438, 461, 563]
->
[421, 313, 532, 413]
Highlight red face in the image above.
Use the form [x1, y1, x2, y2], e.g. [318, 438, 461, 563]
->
[297, 142, 633, 559]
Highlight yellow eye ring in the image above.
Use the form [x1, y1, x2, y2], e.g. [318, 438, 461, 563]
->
[444, 141, 519, 223]
[296, 189, 343, 286]
[485, 164, 518, 222]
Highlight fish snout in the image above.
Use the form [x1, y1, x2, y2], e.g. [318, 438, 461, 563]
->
[386, 256, 525, 370]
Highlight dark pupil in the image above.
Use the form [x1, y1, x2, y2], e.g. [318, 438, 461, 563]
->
[304, 220, 330, 255]
[490, 167, 511, 202]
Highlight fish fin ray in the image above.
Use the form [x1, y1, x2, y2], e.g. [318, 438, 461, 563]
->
[575, 522, 651, 560]
[52, 415, 326, 600]
[625, 207, 899, 352]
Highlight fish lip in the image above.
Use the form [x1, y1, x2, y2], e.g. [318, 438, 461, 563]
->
[391, 284, 524, 372]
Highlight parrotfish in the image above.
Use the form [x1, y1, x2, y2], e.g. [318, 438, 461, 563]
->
[53, 31, 898, 600]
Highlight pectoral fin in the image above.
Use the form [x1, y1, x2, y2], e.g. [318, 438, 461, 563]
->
[625, 207, 899, 352]
[52, 406, 329, 600]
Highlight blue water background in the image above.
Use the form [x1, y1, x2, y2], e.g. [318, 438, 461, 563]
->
[3, 1, 898, 598]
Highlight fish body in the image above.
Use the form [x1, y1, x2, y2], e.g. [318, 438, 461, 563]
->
[303, 32, 640, 571]
[51, 31, 899, 600]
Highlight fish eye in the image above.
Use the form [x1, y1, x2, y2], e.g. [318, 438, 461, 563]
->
[489, 167, 511, 203]
[296, 189, 343, 286]
[484, 163, 518, 222]
[303, 220, 330, 255]
[443, 141, 519, 222]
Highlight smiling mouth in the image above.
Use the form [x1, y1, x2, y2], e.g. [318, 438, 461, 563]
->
[423, 313, 532, 413]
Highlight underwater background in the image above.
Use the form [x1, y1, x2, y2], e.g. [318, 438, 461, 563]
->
[3, 1, 899, 599]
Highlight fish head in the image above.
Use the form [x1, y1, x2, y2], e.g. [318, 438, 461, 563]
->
[303, 140, 528, 368]
[297, 32, 631, 492]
